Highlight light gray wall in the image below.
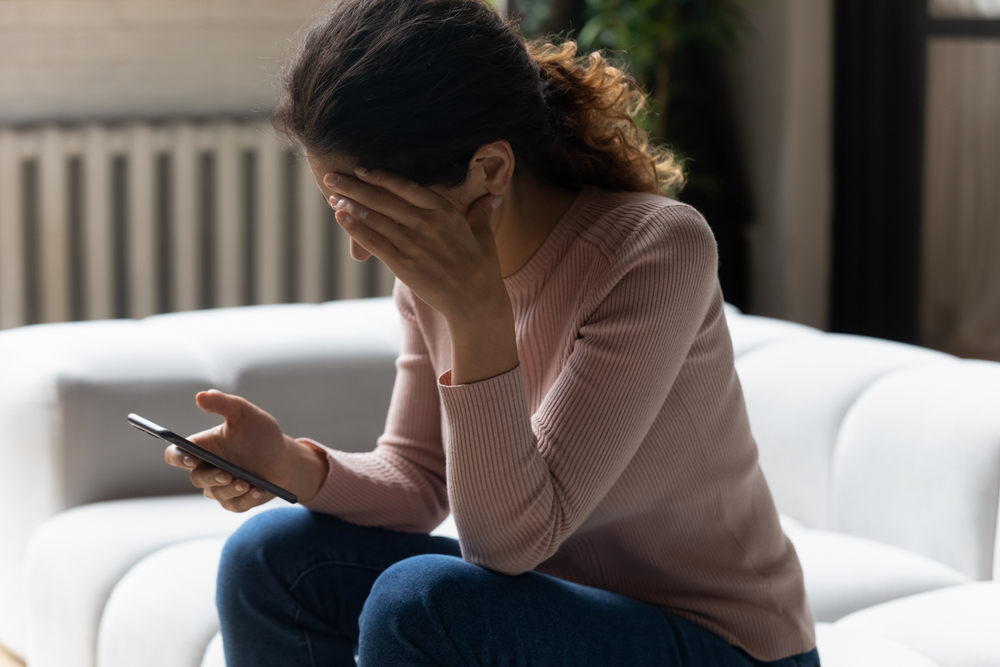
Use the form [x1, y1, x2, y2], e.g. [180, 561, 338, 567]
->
[0, 0, 332, 124]
[725, 0, 833, 328]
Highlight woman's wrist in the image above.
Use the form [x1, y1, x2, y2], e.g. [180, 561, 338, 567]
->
[278, 434, 329, 504]
[447, 297, 519, 386]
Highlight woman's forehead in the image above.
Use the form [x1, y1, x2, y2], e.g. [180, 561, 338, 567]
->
[306, 151, 357, 176]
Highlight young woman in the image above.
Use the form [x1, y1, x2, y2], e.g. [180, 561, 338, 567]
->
[164, 0, 820, 665]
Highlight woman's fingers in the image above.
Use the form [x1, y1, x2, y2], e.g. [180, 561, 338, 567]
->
[324, 170, 442, 226]
[164, 444, 201, 470]
[202, 477, 252, 500]
[336, 209, 411, 275]
[331, 196, 410, 248]
[191, 461, 263, 507]
[219, 487, 273, 513]
[354, 166, 445, 209]
[189, 462, 238, 489]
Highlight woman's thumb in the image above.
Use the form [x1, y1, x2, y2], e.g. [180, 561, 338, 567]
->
[195, 389, 242, 421]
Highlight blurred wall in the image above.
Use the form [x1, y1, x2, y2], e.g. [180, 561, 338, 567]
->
[725, 0, 833, 328]
[1, 0, 822, 326]
[0, 0, 332, 123]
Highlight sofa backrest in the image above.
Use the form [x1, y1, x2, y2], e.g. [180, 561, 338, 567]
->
[724, 307, 1000, 581]
[829, 360, 1000, 581]
[732, 330, 952, 529]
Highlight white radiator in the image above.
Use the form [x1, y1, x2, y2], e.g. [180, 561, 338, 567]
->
[0, 118, 395, 329]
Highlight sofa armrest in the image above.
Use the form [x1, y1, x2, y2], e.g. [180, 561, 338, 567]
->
[0, 296, 401, 657]
[24, 496, 267, 667]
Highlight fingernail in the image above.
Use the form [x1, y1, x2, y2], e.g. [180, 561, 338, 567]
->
[332, 198, 346, 210]
[183, 456, 196, 468]
[355, 166, 369, 176]
[215, 472, 227, 484]
[324, 173, 340, 186]
[492, 195, 503, 210]
[235, 481, 247, 492]
[252, 489, 263, 499]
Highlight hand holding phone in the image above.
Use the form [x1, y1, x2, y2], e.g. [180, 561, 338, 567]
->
[129, 413, 297, 503]
[132, 390, 306, 512]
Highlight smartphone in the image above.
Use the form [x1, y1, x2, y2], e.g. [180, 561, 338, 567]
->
[127, 413, 298, 504]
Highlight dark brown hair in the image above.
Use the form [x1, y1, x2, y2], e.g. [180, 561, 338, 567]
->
[273, 0, 684, 195]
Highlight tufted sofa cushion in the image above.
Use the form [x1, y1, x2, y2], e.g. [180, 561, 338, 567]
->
[783, 522, 969, 621]
[733, 335, 951, 529]
[43, 498, 972, 667]
[830, 361, 1000, 581]
[834, 582, 1000, 667]
[814, 624, 941, 666]
[80, 505, 962, 667]
[96, 537, 228, 667]
[23, 496, 274, 667]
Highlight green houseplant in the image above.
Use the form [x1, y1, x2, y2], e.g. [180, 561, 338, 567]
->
[511, 0, 755, 311]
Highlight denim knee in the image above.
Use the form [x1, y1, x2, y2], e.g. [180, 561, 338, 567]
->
[359, 554, 517, 665]
[216, 506, 313, 613]
[361, 554, 486, 637]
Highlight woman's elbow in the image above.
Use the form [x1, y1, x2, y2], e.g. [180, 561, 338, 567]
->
[468, 553, 535, 577]
[413, 497, 451, 534]
[464, 538, 556, 576]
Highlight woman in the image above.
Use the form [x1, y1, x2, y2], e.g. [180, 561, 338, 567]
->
[164, 0, 819, 665]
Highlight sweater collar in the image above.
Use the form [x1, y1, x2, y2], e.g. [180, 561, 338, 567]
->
[501, 186, 596, 294]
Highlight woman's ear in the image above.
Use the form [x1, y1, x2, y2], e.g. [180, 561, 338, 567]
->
[469, 141, 514, 196]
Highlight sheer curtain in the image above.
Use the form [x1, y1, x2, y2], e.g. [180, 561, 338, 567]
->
[930, 0, 1000, 17]
[921, 37, 1000, 361]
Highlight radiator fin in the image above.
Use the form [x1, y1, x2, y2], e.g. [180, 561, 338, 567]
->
[0, 119, 394, 329]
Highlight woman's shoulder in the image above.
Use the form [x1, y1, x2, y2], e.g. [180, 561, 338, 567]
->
[575, 187, 717, 266]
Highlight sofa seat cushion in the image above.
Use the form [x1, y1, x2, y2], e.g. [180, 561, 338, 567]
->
[438, 513, 968, 624]
[834, 581, 1000, 667]
[196, 624, 944, 667]
[98, 536, 226, 667]
[25, 495, 272, 667]
[200, 633, 225, 667]
[815, 623, 940, 666]
[196, 624, 943, 667]
[430, 512, 459, 539]
[784, 524, 971, 622]
[36, 503, 974, 667]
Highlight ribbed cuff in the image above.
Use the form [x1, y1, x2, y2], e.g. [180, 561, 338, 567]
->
[436, 362, 537, 485]
[436, 364, 531, 442]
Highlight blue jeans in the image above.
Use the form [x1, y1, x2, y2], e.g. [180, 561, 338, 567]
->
[217, 507, 821, 667]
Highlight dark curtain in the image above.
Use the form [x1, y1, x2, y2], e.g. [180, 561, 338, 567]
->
[666, 45, 753, 312]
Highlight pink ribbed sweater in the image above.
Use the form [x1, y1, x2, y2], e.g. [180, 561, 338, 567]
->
[300, 186, 816, 661]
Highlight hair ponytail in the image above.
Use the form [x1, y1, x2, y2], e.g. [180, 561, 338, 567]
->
[528, 40, 684, 196]
[273, 0, 684, 197]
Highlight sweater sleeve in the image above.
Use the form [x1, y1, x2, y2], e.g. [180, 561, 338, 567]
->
[298, 278, 449, 533]
[437, 205, 719, 574]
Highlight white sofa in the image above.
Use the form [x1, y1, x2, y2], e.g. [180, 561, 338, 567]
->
[2, 296, 998, 666]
